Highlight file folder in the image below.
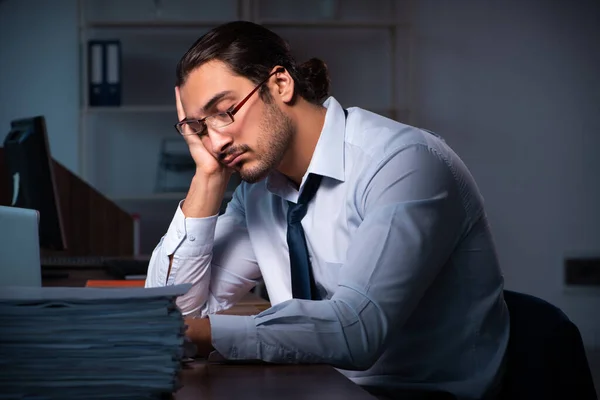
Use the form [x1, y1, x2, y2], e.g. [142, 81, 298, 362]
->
[105, 41, 121, 106]
[88, 41, 104, 106]
[88, 40, 121, 106]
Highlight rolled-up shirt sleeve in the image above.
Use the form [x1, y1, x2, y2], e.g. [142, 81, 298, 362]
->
[145, 186, 262, 316]
[209, 143, 466, 370]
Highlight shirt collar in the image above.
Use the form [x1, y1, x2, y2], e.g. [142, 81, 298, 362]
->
[304, 96, 346, 183]
[266, 96, 346, 201]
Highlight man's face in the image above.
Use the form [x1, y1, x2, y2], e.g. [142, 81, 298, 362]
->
[179, 60, 294, 183]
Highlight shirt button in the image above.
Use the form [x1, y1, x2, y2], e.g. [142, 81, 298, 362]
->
[177, 230, 182, 239]
[188, 235, 196, 242]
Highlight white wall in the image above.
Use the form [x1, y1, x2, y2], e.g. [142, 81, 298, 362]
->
[412, 0, 600, 347]
[0, 0, 79, 172]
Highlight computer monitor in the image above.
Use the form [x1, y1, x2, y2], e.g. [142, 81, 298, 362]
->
[3, 116, 67, 250]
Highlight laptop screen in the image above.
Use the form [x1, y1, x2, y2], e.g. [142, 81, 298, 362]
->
[0, 205, 42, 287]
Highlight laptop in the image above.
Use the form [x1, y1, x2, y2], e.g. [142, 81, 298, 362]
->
[0, 205, 42, 287]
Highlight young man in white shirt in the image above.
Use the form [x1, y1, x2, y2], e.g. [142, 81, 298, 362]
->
[146, 21, 509, 400]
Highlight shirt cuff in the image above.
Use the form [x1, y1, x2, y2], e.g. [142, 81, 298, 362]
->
[163, 200, 219, 257]
[209, 314, 258, 360]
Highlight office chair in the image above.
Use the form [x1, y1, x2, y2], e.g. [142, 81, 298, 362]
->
[501, 290, 598, 400]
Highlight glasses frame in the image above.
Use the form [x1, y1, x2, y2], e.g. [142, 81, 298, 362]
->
[174, 67, 285, 136]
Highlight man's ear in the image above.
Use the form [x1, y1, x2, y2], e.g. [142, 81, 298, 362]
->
[271, 66, 295, 104]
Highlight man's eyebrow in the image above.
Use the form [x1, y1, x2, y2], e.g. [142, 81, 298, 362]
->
[196, 90, 234, 116]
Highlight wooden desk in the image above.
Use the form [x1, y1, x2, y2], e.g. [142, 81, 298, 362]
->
[175, 361, 376, 400]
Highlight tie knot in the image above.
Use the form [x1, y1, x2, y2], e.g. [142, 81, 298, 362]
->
[287, 202, 307, 224]
[287, 174, 323, 224]
[299, 174, 322, 204]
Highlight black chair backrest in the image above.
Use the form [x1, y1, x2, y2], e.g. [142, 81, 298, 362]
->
[502, 290, 597, 400]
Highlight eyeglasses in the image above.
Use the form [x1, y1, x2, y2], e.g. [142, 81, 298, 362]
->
[174, 67, 285, 136]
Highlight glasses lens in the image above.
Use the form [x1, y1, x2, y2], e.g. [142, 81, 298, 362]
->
[179, 120, 206, 136]
[207, 112, 234, 129]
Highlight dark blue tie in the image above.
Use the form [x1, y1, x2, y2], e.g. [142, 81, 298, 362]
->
[287, 173, 322, 300]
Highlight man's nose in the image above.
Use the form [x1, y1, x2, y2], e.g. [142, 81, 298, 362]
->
[207, 128, 233, 155]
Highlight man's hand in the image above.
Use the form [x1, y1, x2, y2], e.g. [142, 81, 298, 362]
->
[175, 86, 232, 218]
[175, 86, 232, 181]
[184, 316, 214, 358]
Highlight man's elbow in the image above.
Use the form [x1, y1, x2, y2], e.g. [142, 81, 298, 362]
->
[336, 323, 386, 371]
[331, 346, 381, 371]
[330, 298, 388, 371]
[342, 343, 384, 371]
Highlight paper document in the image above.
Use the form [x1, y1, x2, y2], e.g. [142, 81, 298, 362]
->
[0, 284, 191, 399]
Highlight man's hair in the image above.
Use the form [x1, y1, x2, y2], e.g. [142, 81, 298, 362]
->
[176, 21, 330, 105]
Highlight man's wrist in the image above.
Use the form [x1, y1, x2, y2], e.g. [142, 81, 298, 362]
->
[184, 316, 214, 357]
[181, 173, 229, 218]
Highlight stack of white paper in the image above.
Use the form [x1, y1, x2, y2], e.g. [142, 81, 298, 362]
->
[0, 284, 191, 400]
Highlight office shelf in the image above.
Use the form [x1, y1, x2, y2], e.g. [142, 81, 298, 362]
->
[110, 192, 187, 202]
[84, 105, 175, 114]
[110, 189, 235, 202]
[86, 20, 234, 29]
[258, 19, 406, 29]
[77, 0, 413, 201]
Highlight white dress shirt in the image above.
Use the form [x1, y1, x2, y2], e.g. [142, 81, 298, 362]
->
[146, 97, 509, 400]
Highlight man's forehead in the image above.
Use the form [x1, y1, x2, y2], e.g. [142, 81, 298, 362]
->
[185, 61, 245, 95]
[181, 61, 250, 116]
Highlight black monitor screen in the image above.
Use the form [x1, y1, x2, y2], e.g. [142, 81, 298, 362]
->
[3, 116, 67, 250]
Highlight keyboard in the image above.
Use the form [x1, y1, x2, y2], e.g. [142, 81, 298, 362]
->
[41, 256, 150, 276]
[103, 259, 149, 279]
[41, 255, 111, 267]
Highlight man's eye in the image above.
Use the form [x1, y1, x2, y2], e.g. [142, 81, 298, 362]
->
[189, 121, 206, 132]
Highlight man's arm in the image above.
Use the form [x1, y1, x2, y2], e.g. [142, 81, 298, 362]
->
[205, 143, 467, 370]
[145, 182, 262, 317]
[185, 316, 213, 357]
[148, 171, 228, 285]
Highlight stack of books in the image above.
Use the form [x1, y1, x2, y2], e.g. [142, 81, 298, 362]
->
[0, 284, 191, 399]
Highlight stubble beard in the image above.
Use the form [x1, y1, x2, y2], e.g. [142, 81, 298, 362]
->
[238, 100, 294, 184]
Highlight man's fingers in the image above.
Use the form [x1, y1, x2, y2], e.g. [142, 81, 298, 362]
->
[175, 86, 185, 122]
[184, 132, 204, 147]
[175, 86, 201, 146]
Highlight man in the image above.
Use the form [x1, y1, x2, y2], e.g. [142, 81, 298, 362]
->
[146, 21, 509, 400]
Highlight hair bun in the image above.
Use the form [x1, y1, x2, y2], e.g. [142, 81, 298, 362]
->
[297, 58, 330, 104]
